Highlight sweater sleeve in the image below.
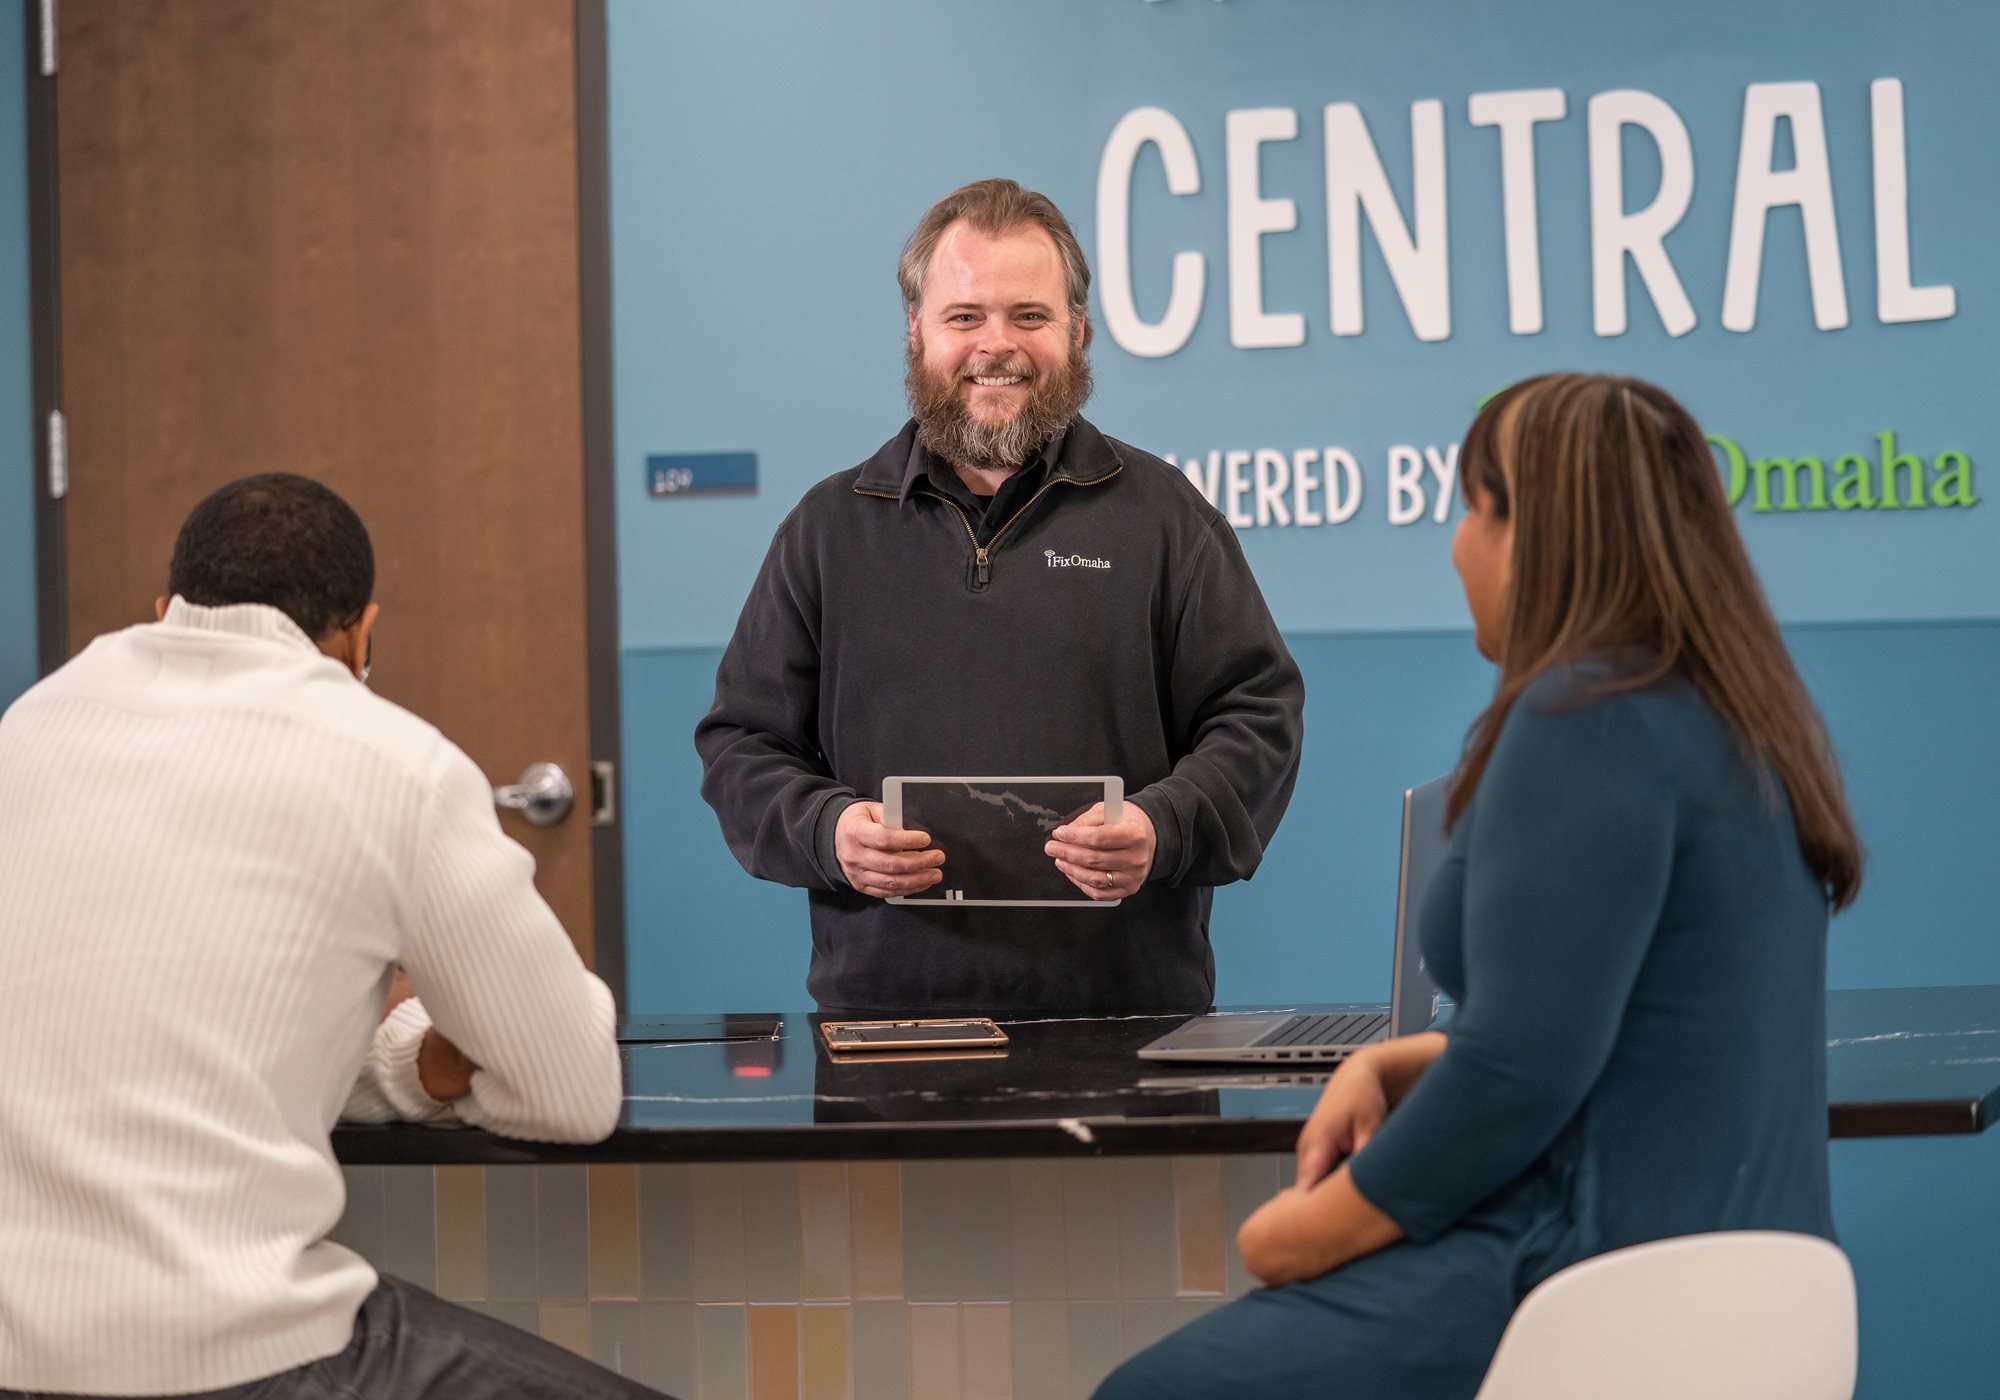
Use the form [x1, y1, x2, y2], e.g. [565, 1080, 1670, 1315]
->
[1347, 683, 1676, 1242]
[340, 998, 448, 1123]
[694, 510, 856, 890]
[393, 743, 624, 1144]
[1130, 517, 1305, 887]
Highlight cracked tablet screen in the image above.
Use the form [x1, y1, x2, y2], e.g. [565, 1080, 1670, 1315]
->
[893, 779, 1109, 904]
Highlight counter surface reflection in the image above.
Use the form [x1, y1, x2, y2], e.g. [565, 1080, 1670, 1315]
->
[331, 986, 2000, 1165]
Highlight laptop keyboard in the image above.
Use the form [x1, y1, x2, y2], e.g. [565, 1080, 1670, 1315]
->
[1257, 1011, 1391, 1048]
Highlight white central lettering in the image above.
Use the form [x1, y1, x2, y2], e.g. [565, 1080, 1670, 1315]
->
[1870, 78, 1957, 325]
[1227, 109, 1306, 348]
[1722, 82, 1848, 332]
[1468, 88, 1566, 335]
[1098, 76, 1955, 356]
[1097, 107, 1206, 358]
[1588, 89, 1698, 337]
[1325, 99, 1451, 341]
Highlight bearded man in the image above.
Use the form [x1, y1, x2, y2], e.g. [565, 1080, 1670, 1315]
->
[695, 178, 1304, 1016]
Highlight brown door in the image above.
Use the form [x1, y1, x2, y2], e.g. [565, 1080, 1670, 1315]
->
[52, 0, 605, 966]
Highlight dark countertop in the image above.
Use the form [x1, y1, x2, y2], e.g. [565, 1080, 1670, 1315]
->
[331, 985, 2000, 1166]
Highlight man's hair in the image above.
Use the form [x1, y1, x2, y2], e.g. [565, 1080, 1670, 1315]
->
[167, 473, 375, 640]
[898, 178, 1093, 346]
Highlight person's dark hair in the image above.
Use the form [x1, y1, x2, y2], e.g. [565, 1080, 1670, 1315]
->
[1448, 372, 1863, 910]
[167, 473, 374, 640]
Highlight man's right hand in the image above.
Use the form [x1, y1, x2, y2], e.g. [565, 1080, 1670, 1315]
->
[835, 801, 944, 898]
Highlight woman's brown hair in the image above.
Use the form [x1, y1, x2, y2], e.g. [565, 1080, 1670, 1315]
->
[1448, 372, 1862, 909]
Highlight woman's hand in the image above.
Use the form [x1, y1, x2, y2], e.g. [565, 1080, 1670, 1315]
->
[1237, 1186, 1326, 1286]
[1237, 1170, 1403, 1287]
[1294, 1048, 1392, 1190]
[1240, 1033, 1446, 1284]
[1296, 1031, 1450, 1188]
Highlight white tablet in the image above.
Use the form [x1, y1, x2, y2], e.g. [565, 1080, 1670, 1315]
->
[881, 775, 1124, 908]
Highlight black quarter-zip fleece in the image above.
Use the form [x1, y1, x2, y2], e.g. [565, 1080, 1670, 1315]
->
[695, 416, 1305, 1014]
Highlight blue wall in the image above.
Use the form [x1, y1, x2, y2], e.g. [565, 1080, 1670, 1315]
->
[606, 0, 1994, 643]
[0, 10, 38, 707]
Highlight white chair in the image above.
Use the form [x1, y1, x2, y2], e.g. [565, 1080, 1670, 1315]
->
[1472, 1231, 1857, 1400]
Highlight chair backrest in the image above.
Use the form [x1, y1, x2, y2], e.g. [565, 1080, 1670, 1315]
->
[1472, 1231, 1857, 1400]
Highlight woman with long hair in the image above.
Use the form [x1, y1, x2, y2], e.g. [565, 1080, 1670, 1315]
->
[1097, 373, 1861, 1399]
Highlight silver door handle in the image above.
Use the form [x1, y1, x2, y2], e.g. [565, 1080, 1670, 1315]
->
[493, 762, 574, 828]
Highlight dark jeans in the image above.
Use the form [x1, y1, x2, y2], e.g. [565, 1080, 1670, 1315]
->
[2, 1276, 677, 1400]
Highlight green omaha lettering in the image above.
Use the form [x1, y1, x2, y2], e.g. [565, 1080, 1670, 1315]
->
[1831, 455, 1877, 510]
[1712, 433, 1749, 504]
[1877, 431, 1927, 509]
[1750, 456, 1828, 512]
[1710, 430, 1975, 513]
[1932, 450, 1979, 507]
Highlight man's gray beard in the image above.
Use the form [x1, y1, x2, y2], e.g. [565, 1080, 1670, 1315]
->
[904, 337, 1093, 475]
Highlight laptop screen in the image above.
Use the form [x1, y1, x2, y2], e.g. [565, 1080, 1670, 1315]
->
[1390, 777, 1451, 1037]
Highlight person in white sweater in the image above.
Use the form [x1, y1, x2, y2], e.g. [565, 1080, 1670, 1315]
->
[0, 474, 671, 1398]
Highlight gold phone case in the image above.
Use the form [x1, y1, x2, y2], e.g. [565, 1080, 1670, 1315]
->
[819, 1017, 1010, 1053]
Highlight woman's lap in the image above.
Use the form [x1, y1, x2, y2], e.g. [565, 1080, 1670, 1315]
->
[1093, 1219, 1525, 1400]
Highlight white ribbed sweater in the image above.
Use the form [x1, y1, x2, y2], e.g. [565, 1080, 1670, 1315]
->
[0, 600, 622, 1395]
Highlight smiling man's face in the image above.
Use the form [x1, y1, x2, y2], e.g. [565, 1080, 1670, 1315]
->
[905, 220, 1091, 475]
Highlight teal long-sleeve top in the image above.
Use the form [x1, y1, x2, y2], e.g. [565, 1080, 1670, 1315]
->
[1349, 663, 1836, 1267]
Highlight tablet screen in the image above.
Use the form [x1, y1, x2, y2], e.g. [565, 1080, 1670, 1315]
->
[885, 776, 1121, 906]
[615, 1014, 782, 1044]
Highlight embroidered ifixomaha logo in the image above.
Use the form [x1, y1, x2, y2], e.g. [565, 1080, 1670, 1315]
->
[1044, 549, 1112, 570]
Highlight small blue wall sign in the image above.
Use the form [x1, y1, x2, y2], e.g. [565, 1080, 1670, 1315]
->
[646, 451, 757, 498]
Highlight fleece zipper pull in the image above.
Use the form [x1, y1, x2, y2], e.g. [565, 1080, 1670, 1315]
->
[975, 548, 991, 587]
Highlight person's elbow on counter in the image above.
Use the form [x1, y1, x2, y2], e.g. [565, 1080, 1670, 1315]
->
[453, 978, 624, 1145]
[557, 1029, 625, 1144]
[456, 1049, 623, 1144]
[487, 1063, 622, 1145]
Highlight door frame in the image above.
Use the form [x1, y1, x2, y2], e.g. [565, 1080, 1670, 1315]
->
[22, 0, 62, 679]
[575, 0, 627, 1003]
[20, 0, 630, 1003]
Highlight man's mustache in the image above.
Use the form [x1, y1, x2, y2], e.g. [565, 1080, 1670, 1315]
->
[961, 357, 1034, 380]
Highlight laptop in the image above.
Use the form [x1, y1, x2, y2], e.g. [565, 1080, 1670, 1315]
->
[1136, 776, 1450, 1063]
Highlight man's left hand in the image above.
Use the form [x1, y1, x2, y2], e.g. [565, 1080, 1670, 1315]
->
[384, 968, 478, 1105]
[384, 969, 417, 1020]
[1046, 801, 1156, 901]
[417, 1028, 477, 1104]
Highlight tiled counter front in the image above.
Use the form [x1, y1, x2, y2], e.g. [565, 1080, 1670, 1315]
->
[333, 1156, 1294, 1400]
